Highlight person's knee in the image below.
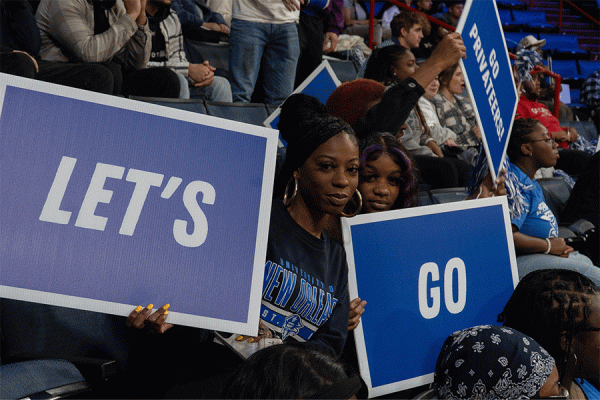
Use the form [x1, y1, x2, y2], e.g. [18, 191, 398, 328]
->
[0, 52, 37, 79]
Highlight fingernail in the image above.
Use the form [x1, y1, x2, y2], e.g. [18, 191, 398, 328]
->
[135, 305, 142, 312]
[164, 310, 169, 315]
[236, 336, 244, 341]
[164, 304, 171, 311]
[147, 304, 153, 310]
[248, 338, 255, 343]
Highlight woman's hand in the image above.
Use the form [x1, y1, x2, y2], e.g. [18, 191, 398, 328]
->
[127, 304, 173, 335]
[348, 297, 367, 331]
[235, 320, 273, 343]
[427, 141, 444, 158]
[549, 237, 574, 257]
[470, 169, 506, 199]
[444, 139, 457, 147]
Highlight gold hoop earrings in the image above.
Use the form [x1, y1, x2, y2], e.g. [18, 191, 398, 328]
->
[341, 190, 362, 218]
[283, 177, 298, 207]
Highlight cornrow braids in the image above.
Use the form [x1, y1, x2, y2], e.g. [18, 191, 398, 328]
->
[506, 118, 541, 162]
[498, 269, 599, 381]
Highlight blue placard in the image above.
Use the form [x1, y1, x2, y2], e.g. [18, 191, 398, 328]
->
[264, 60, 341, 144]
[0, 74, 278, 336]
[341, 197, 518, 397]
[457, 0, 518, 181]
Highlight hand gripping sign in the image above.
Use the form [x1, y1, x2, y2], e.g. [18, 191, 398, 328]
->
[457, 0, 519, 181]
[0, 74, 278, 336]
[341, 197, 518, 397]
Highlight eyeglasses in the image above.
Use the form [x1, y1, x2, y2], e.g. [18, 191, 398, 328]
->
[528, 137, 553, 146]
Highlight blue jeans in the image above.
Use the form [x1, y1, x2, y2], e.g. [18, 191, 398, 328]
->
[175, 72, 233, 102]
[228, 18, 300, 104]
[517, 251, 600, 285]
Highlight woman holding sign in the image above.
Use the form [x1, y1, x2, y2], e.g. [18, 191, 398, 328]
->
[505, 118, 599, 285]
[126, 94, 358, 396]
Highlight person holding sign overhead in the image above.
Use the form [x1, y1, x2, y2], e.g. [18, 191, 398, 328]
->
[505, 118, 599, 285]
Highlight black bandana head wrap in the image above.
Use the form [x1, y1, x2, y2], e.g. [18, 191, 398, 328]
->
[435, 325, 555, 399]
[275, 93, 356, 198]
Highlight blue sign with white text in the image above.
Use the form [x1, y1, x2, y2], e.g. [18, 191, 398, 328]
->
[457, 0, 518, 180]
[0, 76, 277, 335]
[342, 198, 518, 396]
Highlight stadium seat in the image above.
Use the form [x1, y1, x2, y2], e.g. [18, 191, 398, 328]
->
[205, 101, 269, 126]
[550, 59, 579, 80]
[539, 34, 588, 59]
[184, 39, 229, 72]
[0, 359, 89, 399]
[328, 59, 358, 82]
[578, 60, 600, 80]
[512, 10, 557, 32]
[129, 96, 207, 114]
[537, 177, 572, 224]
[495, 0, 527, 10]
[498, 9, 514, 28]
[429, 188, 469, 204]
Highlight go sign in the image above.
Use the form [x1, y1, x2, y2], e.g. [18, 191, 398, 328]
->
[341, 197, 518, 397]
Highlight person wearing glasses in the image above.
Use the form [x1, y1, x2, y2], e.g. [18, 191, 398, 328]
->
[499, 269, 600, 400]
[505, 118, 599, 285]
[434, 325, 568, 399]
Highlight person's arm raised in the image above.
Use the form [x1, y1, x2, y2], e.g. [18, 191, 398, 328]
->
[411, 32, 466, 89]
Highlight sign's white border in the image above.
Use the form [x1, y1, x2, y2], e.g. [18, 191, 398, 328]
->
[0, 72, 279, 336]
[341, 196, 519, 397]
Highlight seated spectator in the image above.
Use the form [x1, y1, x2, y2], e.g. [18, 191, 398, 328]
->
[430, 63, 481, 165]
[411, 0, 437, 58]
[36, 0, 181, 98]
[581, 68, 600, 130]
[145, 0, 232, 101]
[434, 325, 563, 399]
[0, 0, 114, 94]
[516, 66, 593, 176]
[419, 76, 460, 152]
[431, 0, 464, 40]
[329, 32, 467, 141]
[358, 11, 430, 77]
[363, 45, 471, 188]
[223, 343, 362, 399]
[171, 0, 230, 43]
[498, 269, 600, 399]
[341, 0, 390, 45]
[228, 0, 299, 104]
[504, 118, 599, 285]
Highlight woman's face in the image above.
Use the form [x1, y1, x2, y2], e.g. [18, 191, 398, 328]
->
[572, 294, 600, 380]
[447, 67, 465, 95]
[424, 77, 440, 99]
[391, 51, 417, 82]
[294, 133, 359, 216]
[359, 153, 403, 213]
[415, 0, 432, 11]
[524, 123, 559, 168]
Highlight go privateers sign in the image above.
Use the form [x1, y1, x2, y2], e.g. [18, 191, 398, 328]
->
[457, 0, 518, 181]
[0, 74, 278, 335]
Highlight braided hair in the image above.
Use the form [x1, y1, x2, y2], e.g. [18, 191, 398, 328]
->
[359, 132, 419, 209]
[364, 45, 409, 86]
[498, 269, 599, 381]
[506, 118, 541, 162]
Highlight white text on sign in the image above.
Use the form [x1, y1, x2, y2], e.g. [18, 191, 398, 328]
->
[418, 258, 467, 319]
[469, 23, 505, 142]
[39, 156, 215, 248]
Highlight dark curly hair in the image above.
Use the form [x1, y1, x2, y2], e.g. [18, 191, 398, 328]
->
[498, 269, 599, 382]
[506, 118, 542, 162]
[359, 132, 419, 209]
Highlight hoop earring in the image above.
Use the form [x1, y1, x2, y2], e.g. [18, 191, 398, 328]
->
[283, 177, 298, 207]
[341, 190, 362, 218]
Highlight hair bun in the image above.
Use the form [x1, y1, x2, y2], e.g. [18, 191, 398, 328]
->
[278, 94, 328, 143]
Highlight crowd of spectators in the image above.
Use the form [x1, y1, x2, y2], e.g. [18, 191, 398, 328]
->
[1, 0, 599, 399]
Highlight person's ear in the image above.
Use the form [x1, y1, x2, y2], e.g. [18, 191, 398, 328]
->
[400, 27, 408, 37]
[520, 142, 533, 156]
